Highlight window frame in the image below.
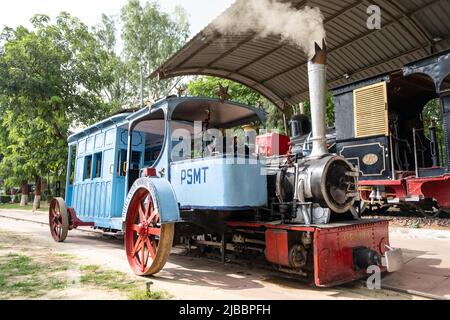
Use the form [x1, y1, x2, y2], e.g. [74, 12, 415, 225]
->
[93, 152, 103, 179]
[83, 155, 93, 181]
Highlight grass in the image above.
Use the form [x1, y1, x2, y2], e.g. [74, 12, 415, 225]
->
[80, 265, 169, 300]
[2, 254, 41, 276]
[410, 221, 421, 229]
[0, 203, 49, 212]
[54, 252, 76, 259]
[0, 255, 168, 299]
[0, 254, 167, 299]
[0, 253, 70, 298]
[0, 229, 169, 300]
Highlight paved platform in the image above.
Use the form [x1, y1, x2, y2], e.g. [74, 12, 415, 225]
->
[383, 228, 450, 299]
[1, 209, 449, 299]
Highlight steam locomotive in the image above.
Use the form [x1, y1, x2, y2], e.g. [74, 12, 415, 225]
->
[52, 43, 403, 287]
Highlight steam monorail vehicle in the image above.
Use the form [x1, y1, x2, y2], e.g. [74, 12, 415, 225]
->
[48, 44, 402, 287]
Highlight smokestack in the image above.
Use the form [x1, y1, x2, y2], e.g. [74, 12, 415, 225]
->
[308, 40, 329, 157]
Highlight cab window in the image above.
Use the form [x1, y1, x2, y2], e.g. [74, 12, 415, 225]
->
[131, 151, 141, 170]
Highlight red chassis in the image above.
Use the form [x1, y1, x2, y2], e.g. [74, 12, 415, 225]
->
[359, 173, 450, 209]
[67, 208, 95, 230]
[227, 219, 392, 287]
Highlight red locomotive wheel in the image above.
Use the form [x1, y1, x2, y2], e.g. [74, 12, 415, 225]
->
[49, 198, 69, 242]
[125, 187, 174, 276]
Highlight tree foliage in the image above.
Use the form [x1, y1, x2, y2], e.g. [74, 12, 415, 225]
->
[301, 92, 336, 128]
[0, 13, 118, 189]
[0, 1, 191, 199]
[121, 0, 190, 104]
[423, 98, 447, 165]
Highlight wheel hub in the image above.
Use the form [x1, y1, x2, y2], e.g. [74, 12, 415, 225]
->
[139, 222, 152, 237]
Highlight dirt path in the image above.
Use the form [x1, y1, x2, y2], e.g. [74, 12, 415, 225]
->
[0, 211, 426, 300]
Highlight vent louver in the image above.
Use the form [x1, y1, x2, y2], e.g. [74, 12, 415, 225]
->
[354, 82, 388, 138]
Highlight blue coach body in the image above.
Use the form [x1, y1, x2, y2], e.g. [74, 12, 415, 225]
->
[64, 96, 267, 231]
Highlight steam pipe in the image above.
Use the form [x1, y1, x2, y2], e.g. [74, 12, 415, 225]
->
[308, 41, 329, 157]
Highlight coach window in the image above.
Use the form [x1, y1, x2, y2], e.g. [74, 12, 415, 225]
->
[84, 155, 93, 180]
[93, 152, 103, 179]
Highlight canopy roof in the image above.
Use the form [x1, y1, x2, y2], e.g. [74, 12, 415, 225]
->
[150, 0, 450, 110]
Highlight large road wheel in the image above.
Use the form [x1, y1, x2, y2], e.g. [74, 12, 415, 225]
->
[125, 186, 174, 276]
[49, 198, 69, 242]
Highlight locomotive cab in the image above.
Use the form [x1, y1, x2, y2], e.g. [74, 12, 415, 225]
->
[334, 51, 450, 217]
[125, 97, 269, 211]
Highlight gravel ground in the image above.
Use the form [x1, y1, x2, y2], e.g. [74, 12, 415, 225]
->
[362, 208, 450, 230]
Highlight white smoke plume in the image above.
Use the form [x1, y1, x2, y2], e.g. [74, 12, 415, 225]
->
[211, 0, 326, 59]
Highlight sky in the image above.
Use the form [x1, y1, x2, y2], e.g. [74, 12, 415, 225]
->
[0, 0, 235, 36]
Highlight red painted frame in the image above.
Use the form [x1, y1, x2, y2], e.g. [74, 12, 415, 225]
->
[313, 220, 388, 287]
[358, 174, 450, 208]
[226, 219, 389, 287]
[67, 208, 95, 229]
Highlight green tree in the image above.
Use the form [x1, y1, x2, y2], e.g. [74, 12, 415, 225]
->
[93, 14, 132, 112]
[302, 92, 336, 128]
[0, 13, 116, 207]
[423, 98, 447, 166]
[121, 0, 190, 104]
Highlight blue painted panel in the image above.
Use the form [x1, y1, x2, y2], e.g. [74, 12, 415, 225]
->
[66, 187, 73, 207]
[70, 125, 148, 226]
[65, 145, 75, 207]
[70, 125, 118, 224]
[105, 129, 115, 146]
[95, 132, 104, 149]
[170, 156, 267, 209]
[113, 177, 126, 217]
[75, 158, 84, 183]
[78, 139, 86, 155]
[112, 128, 146, 217]
[86, 136, 94, 153]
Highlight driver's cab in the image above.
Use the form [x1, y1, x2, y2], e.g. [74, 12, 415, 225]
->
[126, 96, 268, 210]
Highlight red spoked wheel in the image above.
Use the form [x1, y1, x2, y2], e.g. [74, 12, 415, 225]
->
[125, 187, 174, 276]
[49, 198, 69, 242]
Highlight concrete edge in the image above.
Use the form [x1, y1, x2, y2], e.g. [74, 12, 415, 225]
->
[0, 212, 101, 236]
[0, 208, 47, 214]
[390, 227, 450, 241]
